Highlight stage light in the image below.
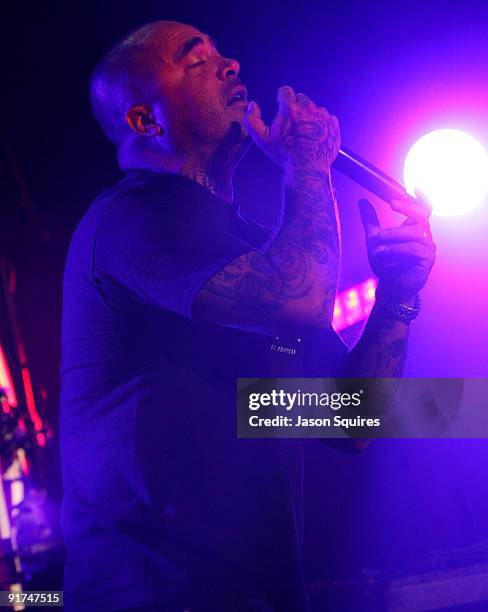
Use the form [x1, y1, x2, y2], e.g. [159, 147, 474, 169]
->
[0, 342, 17, 409]
[403, 129, 488, 217]
[333, 278, 377, 332]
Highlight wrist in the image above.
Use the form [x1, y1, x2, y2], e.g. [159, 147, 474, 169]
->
[375, 284, 422, 323]
[283, 159, 331, 185]
[376, 282, 418, 307]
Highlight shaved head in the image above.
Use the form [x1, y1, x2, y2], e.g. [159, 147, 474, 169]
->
[90, 20, 249, 188]
[90, 21, 199, 145]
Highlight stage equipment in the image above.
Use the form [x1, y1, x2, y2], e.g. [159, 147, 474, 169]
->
[0, 131, 58, 607]
[0, 259, 57, 608]
[335, 146, 419, 207]
[332, 277, 377, 332]
[403, 129, 488, 217]
[384, 552, 488, 611]
[308, 540, 488, 611]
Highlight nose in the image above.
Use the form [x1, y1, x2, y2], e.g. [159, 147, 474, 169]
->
[217, 56, 240, 80]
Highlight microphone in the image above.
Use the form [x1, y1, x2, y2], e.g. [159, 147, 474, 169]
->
[334, 146, 417, 205]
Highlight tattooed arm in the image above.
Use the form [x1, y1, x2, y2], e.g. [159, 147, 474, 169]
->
[193, 86, 341, 335]
[330, 198, 435, 453]
[340, 299, 411, 377]
[341, 196, 436, 378]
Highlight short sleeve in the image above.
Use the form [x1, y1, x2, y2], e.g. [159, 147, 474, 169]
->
[93, 183, 256, 319]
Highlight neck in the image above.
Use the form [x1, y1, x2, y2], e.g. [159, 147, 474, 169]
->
[120, 145, 237, 203]
[120, 128, 250, 203]
[179, 155, 235, 203]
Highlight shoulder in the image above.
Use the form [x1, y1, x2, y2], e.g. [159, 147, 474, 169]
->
[95, 172, 207, 241]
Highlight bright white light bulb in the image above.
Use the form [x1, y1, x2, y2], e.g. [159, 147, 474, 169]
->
[403, 129, 488, 217]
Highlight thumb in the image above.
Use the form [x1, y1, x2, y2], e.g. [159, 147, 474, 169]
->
[359, 198, 381, 239]
[243, 101, 268, 148]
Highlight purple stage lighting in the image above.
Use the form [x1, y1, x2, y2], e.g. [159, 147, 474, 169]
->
[403, 129, 488, 217]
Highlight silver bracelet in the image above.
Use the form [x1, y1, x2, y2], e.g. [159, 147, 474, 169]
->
[375, 289, 422, 323]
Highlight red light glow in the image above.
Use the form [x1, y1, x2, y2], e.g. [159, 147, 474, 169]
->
[0, 343, 17, 408]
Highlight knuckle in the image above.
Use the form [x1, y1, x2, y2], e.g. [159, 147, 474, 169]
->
[296, 92, 310, 106]
[278, 85, 295, 98]
[288, 105, 298, 119]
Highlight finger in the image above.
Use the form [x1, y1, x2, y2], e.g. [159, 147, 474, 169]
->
[397, 207, 434, 242]
[413, 190, 434, 239]
[318, 109, 341, 145]
[277, 86, 296, 117]
[296, 92, 316, 111]
[319, 108, 340, 131]
[329, 114, 341, 147]
[359, 199, 381, 239]
[375, 242, 436, 261]
[390, 197, 431, 222]
[243, 101, 268, 147]
[400, 215, 433, 241]
[318, 107, 331, 120]
[414, 189, 434, 218]
[375, 224, 432, 245]
[319, 108, 339, 131]
[401, 217, 418, 227]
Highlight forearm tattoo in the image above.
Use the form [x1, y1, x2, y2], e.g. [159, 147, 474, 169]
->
[343, 306, 409, 378]
[263, 115, 341, 321]
[195, 113, 341, 330]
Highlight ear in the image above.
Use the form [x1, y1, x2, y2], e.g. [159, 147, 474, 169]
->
[125, 104, 163, 137]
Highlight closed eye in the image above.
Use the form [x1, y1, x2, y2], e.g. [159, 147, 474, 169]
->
[189, 60, 206, 69]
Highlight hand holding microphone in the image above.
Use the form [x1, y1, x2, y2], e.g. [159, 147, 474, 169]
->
[243, 85, 436, 303]
[243, 85, 341, 175]
[244, 85, 426, 214]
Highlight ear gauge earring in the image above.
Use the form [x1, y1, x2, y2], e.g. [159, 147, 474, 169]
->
[137, 113, 163, 135]
[141, 117, 164, 136]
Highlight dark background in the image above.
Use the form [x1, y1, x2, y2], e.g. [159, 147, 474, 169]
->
[2, 0, 488, 606]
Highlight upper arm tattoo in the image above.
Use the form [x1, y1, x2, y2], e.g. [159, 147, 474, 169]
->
[197, 251, 285, 317]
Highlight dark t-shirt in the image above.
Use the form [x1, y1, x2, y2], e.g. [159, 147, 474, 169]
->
[60, 170, 348, 612]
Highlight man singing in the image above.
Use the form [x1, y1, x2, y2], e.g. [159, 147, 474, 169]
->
[60, 20, 435, 612]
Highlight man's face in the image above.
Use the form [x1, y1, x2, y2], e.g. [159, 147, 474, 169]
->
[152, 23, 249, 149]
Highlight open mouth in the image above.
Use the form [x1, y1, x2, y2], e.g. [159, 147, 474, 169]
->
[227, 87, 248, 106]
